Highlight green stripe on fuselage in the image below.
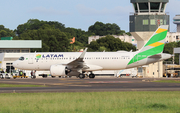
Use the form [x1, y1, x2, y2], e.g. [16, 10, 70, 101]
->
[128, 44, 164, 65]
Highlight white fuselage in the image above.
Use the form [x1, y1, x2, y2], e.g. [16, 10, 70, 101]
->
[13, 52, 171, 71]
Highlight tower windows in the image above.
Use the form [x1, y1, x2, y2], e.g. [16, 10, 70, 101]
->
[150, 3, 160, 12]
[150, 19, 156, 25]
[133, 2, 166, 13]
[139, 3, 149, 12]
[133, 3, 138, 13]
[143, 19, 149, 25]
[161, 3, 166, 12]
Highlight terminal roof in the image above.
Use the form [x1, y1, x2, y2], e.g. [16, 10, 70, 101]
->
[0, 40, 42, 48]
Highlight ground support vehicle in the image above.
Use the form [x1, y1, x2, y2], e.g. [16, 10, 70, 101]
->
[0, 73, 12, 79]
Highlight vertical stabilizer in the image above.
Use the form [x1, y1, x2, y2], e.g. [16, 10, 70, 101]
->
[128, 25, 168, 65]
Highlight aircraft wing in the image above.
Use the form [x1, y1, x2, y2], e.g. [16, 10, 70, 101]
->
[66, 48, 89, 71]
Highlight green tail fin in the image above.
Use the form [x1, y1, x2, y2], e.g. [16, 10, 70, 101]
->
[128, 25, 168, 65]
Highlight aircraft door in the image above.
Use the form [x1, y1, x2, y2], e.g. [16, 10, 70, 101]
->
[28, 55, 34, 64]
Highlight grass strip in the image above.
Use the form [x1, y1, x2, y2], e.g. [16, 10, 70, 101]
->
[154, 80, 180, 83]
[0, 91, 180, 113]
[0, 83, 47, 87]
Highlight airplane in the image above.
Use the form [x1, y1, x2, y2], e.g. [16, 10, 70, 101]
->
[13, 25, 172, 79]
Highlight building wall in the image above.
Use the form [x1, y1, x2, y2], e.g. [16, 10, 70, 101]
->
[0, 48, 30, 53]
[166, 32, 180, 43]
[143, 62, 163, 78]
[88, 32, 180, 45]
[88, 35, 137, 46]
[130, 15, 169, 32]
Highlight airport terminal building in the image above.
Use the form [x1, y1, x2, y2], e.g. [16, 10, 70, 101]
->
[0, 37, 41, 73]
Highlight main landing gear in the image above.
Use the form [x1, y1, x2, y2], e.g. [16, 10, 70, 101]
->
[78, 72, 95, 79]
[79, 73, 85, 79]
[89, 73, 95, 79]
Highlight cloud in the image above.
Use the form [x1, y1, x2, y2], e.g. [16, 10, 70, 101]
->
[76, 4, 133, 16]
[29, 6, 71, 15]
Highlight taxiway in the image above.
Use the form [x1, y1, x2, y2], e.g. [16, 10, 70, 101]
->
[0, 77, 180, 93]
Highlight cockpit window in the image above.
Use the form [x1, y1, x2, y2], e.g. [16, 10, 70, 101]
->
[19, 57, 24, 61]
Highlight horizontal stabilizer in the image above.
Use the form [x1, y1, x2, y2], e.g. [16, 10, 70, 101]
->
[148, 54, 162, 58]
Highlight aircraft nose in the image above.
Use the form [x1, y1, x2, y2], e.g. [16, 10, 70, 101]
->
[12, 61, 18, 68]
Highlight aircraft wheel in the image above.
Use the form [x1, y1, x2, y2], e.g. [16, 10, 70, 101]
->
[89, 73, 95, 79]
[31, 76, 36, 79]
[0, 74, 3, 79]
[52, 76, 55, 78]
[79, 74, 85, 79]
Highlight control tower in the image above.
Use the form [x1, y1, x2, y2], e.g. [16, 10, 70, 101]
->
[173, 15, 180, 32]
[130, 0, 169, 50]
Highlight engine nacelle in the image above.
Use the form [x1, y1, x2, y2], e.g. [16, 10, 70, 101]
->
[50, 65, 67, 76]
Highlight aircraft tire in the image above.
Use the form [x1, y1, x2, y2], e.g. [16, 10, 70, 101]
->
[0, 74, 3, 79]
[52, 76, 55, 78]
[79, 74, 85, 79]
[89, 74, 95, 79]
[31, 76, 36, 79]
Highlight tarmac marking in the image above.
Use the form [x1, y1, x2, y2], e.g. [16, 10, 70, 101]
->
[52, 82, 85, 86]
[64, 85, 91, 87]
[0, 81, 45, 85]
[87, 81, 133, 83]
[59, 79, 85, 82]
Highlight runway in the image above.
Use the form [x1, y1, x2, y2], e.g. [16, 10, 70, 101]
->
[0, 77, 180, 93]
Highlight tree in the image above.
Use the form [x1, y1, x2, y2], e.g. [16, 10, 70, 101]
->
[98, 46, 107, 52]
[17, 27, 70, 52]
[63, 28, 91, 44]
[88, 21, 123, 36]
[13, 19, 133, 52]
[15, 19, 65, 36]
[15, 19, 91, 49]
[0, 30, 7, 37]
[164, 42, 178, 64]
[88, 41, 100, 51]
[88, 35, 136, 52]
[0, 25, 16, 38]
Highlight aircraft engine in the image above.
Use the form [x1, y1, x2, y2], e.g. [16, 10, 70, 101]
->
[50, 65, 70, 76]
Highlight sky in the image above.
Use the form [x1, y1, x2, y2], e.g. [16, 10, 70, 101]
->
[0, 0, 180, 32]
